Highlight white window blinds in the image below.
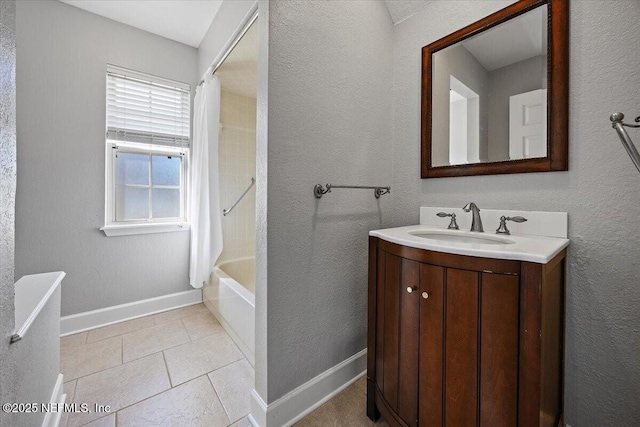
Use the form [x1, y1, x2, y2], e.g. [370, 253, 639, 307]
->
[106, 65, 191, 148]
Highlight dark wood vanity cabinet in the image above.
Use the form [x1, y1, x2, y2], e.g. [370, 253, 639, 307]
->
[367, 237, 566, 427]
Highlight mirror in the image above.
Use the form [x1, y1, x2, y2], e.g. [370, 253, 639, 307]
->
[421, 0, 568, 178]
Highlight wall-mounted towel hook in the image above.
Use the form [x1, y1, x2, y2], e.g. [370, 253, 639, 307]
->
[314, 184, 391, 199]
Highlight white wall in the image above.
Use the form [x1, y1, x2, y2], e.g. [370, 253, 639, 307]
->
[266, 0, 394, 402]
[15, 0, 198, 316]
[391, 1, 640, 424]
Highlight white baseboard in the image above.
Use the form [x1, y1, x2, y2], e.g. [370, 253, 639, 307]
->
[249, 349, 367, 427]
[41, 374, 64, 427]
[60, 289, 202, 336]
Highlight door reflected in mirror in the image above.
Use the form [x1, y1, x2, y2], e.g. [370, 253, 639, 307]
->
[431, 5, 548, 167]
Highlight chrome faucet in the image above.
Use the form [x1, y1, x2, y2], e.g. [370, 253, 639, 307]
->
[463, 202, 484, 232]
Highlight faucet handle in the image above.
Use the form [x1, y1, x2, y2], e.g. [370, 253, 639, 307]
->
[437, 212, 459, 230]
[496, 216, 527, 235]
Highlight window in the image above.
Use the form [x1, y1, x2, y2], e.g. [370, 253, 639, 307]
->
[102, 65, 191, 236]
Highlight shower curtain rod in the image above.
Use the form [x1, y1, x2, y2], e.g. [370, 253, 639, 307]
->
[197, 7, 259, 88]
[610, 112, 640, 173]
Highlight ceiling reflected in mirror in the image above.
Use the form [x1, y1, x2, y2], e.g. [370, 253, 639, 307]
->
[432, 5, 548, 168]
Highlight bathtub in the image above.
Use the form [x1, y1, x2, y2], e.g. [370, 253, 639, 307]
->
[203, 256, 255, 366]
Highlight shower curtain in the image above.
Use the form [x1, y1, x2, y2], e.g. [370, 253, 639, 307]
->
[189, 75, 223, 289]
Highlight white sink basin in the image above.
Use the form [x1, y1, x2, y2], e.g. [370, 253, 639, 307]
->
[370, 224, 570, 263]
[408, 230, 514, 245]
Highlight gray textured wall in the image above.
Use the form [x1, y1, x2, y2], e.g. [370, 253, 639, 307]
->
[392, 1, 640, 425]
[15, 0, 198, 316]
[266, 0, 393, 402]
[487, 54, 547, 161]
[0, 0, 17, 425]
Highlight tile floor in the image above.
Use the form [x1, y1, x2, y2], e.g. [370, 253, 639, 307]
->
[61, 303, 382, 427]
[295, 378, 388, 427]
[60, 304, 253, 427]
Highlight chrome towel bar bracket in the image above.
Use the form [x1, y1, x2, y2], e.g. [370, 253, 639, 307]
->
[314, 184, 391, 199]
[610, 112, 640, 173]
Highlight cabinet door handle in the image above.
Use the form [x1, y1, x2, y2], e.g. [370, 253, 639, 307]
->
[407, 286, 417, 293]
[422, 292, 429, 299]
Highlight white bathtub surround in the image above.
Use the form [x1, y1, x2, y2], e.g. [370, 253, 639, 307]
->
[249, 350, 367, 427]
[190, 74, 223, 289]
[60, 289, 202, 336]
[204, 256, 255, 365]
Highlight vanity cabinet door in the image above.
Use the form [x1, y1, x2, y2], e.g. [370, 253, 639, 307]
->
[479, 273, 519, 427]
[418, 264, 445, 427]
[418, 267, 519, 427]
[374, 250, 420, 427]
[443, 268, 479, 427]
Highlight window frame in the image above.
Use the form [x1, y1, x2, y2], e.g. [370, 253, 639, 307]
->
[102, 141, 190, 237]
[101, 65, 191, 237]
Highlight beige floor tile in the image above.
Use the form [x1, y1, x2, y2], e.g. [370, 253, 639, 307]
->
[230, 417, 253, 427]
[60, 380, 77, 427]
[122, 320, 190, 363]
[61, 336, 122, 381]
[68, 353, 170, 426]
[83, 414, 115, 427]
[61, 332, 87, 352]
[86, 316, 155, 343]
[164, 333, 244, 386]
[116, 375, 230, 427]
[353, 376, 367, 395]
[153, 303, 210, 325]
[296, 382, 386, 427]
[208, 359, 254, 423]
[181, 312, 226, 340]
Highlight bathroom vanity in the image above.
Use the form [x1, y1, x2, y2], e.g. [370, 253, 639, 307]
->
[366, 208, 569, 427]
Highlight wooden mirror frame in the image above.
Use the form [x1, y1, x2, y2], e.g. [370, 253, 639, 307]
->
[421, 0, 568, 178]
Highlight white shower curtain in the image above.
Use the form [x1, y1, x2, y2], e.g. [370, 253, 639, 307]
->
[189, 75, 223, 289]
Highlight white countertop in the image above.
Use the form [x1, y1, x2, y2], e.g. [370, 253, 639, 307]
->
[370, 225, 569, 264]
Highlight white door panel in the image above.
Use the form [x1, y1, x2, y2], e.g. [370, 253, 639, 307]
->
[509, 89, 547, 160]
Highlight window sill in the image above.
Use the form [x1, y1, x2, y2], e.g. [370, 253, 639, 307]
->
[101, 223, 190, 237]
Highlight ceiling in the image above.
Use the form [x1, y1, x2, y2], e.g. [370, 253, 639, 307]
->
[384, 0, 432, 25]
[60, 0, 222, 48]
[461, 6, 547, 71]
[216, 21, 259, 98]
